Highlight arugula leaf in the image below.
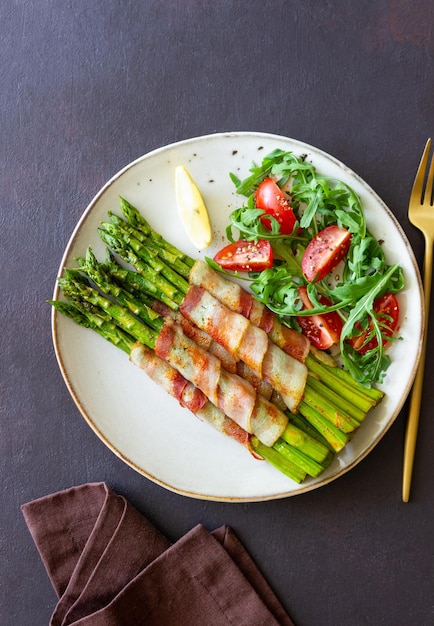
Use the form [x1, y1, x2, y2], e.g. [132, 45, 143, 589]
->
[231, 149, 289, 196]
[204, 257, 255, 283]
[339, 264, 401, 382]
[220, 148, 405, 384]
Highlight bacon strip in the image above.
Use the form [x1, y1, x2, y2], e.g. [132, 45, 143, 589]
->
[188, 258, 253, 317]
[250, 395, 290, 449]
[152, 300, 238, 373]
[155, 319, 222, 409]
[129, 343, 255, 453]
[129, 342, 206, 413]
[180, 283, 251, 357]
[236, 361, 274, 401]
[180, 285, 267, 373]
[153, 319, 288, 445]
[262, 343, 306, 412]
[249, 298, 275, 333]
[190, 260, 310, 363]
[180, 284, 307, 413]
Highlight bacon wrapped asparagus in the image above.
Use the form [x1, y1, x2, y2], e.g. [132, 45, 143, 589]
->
[56, 271, 326, 453]
[50, 298, 332, 483]
[80, 247, 353, 450]
[50, 196, 385, 485]
[95, 199, 383, 448]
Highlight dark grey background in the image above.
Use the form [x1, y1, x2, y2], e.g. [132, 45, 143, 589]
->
[2, 1, 434, 624]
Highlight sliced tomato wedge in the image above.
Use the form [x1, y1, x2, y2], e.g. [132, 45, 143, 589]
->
[302, 225, 351, 282]
[213, 239, 273, 272]
[296, 286, 343, 350]
[255, 178, 298, 234]
[349, 293, 400, 354]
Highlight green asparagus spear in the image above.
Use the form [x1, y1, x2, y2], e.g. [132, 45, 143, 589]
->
[78, 248, 164, 332]
[272, 438, 329, 478]
[109, 211, 193, 279]
[59, 272, 159, 348]
[52, 281, 333, 481]
[297, 401, 350, 452]
[279, 421, 332, 464]
[250, 437, 306, 483]
[49, 299, 134, 354]
[99, 219, 190, 294]
[119, 196, 195, 269]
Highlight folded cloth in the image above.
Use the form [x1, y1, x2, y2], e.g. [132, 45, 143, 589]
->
[21, 482, 294, 626]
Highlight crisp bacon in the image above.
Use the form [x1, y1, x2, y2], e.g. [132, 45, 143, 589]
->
[249, 298, 275, 333]
[129, 342, 207, 413]
[237, 323, 269, 375]
[216, 370, 256, 433]
[268, 320, 310, 364]
[180, 285, 250, 357]
[130, 343, 257, 455]
[180, 284, 307, 413]
[153, 319, 288, 444]
[190, 260, 310, 363]
[189, 258, 253, 317]
[152, 300, 237, 373]
[155, 320, 221, 408]
[262, 343, 306, 411]
[236, 361, 274, 401]
[250, 395, 291, 448]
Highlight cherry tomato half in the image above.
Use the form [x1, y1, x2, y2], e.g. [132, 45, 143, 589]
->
[255, 178, 298, 234]
[213, 239, 274, 272]
[296, 286, 343, 350]
[349, 293, 400, 354]
[302, 225, 352, 282]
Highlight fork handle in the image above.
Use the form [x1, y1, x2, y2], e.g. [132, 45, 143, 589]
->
[402, 236, 433, 502]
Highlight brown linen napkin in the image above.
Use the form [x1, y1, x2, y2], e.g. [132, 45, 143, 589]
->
[21, 482, 294, 626]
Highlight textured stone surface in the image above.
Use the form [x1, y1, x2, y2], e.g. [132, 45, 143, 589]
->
[2, 2, 434, 624]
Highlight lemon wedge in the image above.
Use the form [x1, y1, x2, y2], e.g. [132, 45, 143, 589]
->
[175, 165, 212, 249]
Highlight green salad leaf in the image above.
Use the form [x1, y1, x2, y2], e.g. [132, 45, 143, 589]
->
[218, 149, 405, 385]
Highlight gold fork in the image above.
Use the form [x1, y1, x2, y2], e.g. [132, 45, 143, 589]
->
[402, 138, 434, 502]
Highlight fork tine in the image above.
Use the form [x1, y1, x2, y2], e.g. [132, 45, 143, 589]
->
[412, 138, 432, 203]
[424, 150, 434, 206]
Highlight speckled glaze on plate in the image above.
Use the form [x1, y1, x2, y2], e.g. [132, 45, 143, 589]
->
[52, 132, 423, 501]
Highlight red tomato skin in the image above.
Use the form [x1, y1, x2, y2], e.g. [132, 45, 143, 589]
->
[302, 225, 352, 282]
[255, 178, 297, 235]
[349, 293, 400, 354]
[213, 239, 273, 272]
[296, 286, 343, 350]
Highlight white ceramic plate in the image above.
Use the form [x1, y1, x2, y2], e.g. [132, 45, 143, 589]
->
[52, 132, 423, 501]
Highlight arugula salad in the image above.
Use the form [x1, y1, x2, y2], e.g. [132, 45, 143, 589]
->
[209, 149, 404, 385]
